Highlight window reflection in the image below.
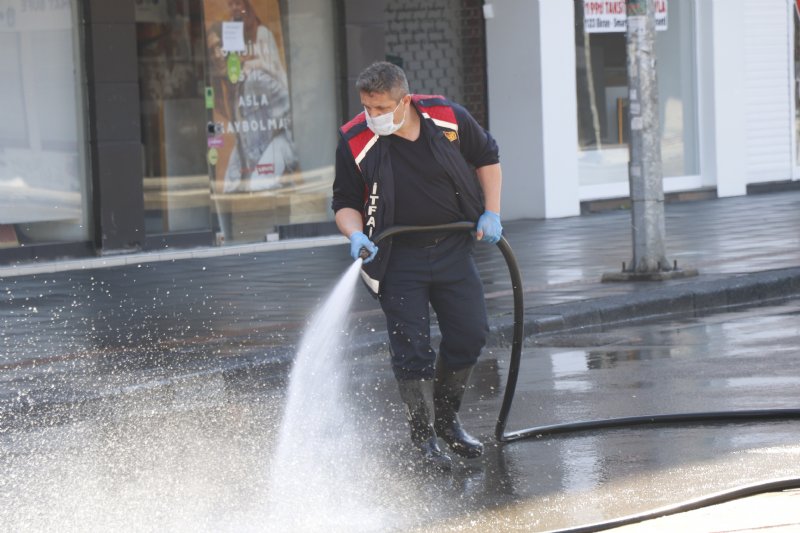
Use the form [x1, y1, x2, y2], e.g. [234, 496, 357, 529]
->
[794, 3, 800, 163]
[205, 0, 338, 243]
[574, 0, 699, 189]
[136, 0, 212, 235]
[136, 0, 339, 245]
[0, 3, 89, 248]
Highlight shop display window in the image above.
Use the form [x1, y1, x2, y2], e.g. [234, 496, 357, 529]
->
[136, 0, 212, 236]
[575, 0, 699, 189]
[136, 0, 340, 244]
[0, 2, 90, 249]
[794, 1, 800, 165]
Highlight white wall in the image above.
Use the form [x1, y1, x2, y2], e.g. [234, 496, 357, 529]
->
[698, 0, 794, 194]
[742, 0, 793, 183]
[697, 0, 748, 197]
[485, 0, 580, 220]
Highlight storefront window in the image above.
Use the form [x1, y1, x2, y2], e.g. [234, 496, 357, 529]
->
[0, 1, 90, 249]
[136, 0, 339, 244]
[137, 0, 212, 236]
[575, 0, 699, 190]
[794, 1, 800, 166]
[205, 0, 337, 244]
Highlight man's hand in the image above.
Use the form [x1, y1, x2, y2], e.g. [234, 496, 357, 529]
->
[349, 231, 378, 263]
[476, 211, 502, 244]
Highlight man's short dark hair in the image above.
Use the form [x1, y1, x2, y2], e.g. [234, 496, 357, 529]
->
[355, 61, 410, 100]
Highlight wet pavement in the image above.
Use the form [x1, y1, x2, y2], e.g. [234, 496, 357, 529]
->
[1, 190, 800, 531]
[1, 300, 799, 531]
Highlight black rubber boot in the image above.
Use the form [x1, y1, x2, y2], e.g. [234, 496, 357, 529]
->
[397, 379, 453, 471]
[433, 363, 484, 459]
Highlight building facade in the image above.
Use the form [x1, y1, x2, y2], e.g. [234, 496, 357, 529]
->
[487, 0, 800, 219]
[0, 0, 798, 266]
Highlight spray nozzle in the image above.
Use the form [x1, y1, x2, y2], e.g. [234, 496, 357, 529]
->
[358, 247, 370, 260]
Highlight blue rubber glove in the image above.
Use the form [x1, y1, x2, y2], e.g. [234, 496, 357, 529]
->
[349, 231, 378, 263]
[476, 211, 502, 244]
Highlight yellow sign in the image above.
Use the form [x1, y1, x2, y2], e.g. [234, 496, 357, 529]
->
[207, 148, 219, 166]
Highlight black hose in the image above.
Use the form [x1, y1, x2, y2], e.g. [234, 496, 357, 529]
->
[369, 222, 525, 443]
[499, 408, 800, 442]
[369, 221, 477, 242]
[368, 222, 800, 443]
[542, 476, 800, 533]
[369, 221, 800, 531]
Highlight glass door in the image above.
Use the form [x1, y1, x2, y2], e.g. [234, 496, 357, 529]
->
[136, 0, 212, 237]
[203, 0, 340, 244]
[0, 2, 90, 249]
[136, 0, 342, 246]
[793, 0, 800, 179]
[574, 0, 701, 199]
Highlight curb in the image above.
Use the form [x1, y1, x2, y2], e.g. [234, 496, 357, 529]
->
[491, 267, 800, 343]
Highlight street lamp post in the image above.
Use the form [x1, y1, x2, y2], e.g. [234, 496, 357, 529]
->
[626, 0, 668, 273]
[603, 0, 697, 282]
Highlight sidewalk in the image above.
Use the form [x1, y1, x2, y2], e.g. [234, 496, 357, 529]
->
[607, 489, 800, 532]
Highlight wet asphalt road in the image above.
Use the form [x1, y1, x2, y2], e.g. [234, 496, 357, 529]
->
[1, 299, 799, 532]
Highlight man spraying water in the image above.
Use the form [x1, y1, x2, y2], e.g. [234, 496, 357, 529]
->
[331, 62, 504, 470]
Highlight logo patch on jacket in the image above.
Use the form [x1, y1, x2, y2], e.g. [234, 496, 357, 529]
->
[444, 130, 458, 142]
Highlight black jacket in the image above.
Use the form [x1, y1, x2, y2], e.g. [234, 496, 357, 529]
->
[332, 95, 499, 294]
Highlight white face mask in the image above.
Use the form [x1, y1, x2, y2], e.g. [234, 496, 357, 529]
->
[364, 100, 405, 136]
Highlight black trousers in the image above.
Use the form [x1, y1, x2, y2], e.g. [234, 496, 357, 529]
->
[379, 233, 489, 381]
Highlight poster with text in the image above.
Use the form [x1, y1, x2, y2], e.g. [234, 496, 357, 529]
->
[583, 0, 668, 34]
[204, 0, 298, 193]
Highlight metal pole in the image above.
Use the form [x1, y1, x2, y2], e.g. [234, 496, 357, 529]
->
[626, 0, 669, 273]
